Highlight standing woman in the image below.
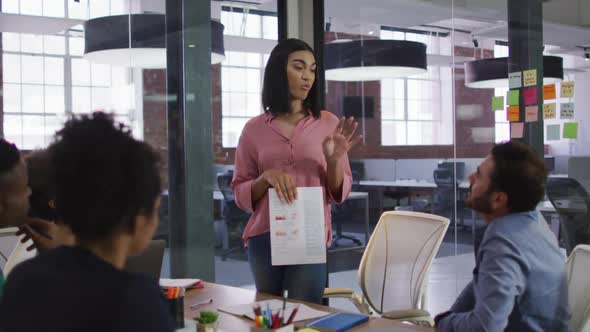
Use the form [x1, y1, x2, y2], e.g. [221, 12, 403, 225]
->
[231, 38, 361, 304]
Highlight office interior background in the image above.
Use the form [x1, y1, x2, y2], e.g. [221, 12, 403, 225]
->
[1, 0, 589, 316]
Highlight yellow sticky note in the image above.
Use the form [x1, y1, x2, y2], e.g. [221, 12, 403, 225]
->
[543, 103, 556, 119]
[510, 122, 524, 138]
[563, 122, 578, 139]
[507, 105, 519, 122]
[492, 96, 504, 111]
[508, 90, 520, 106]
[561, 81, 575, 98]
[523, 69, 537, 87]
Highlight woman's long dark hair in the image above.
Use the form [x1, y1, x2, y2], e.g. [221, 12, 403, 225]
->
[262, 38, 320, 118]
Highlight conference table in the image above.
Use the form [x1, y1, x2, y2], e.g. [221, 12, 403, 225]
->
[182, 282, 434, 331]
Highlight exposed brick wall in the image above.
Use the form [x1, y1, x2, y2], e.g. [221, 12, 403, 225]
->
[143, 69, 169, 188]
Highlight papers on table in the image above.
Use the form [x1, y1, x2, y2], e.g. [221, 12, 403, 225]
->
[269, 187, 326, 266]
[159, 278, 203, 289]
[219, 299, 330, 323]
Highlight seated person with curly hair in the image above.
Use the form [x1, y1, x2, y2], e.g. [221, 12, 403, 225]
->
[0, 112, 174, 332]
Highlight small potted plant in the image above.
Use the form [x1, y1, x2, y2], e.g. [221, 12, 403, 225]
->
[194, 311, 219, 332]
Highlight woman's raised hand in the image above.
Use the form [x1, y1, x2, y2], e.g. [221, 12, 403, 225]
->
[322, 116, 363, 164]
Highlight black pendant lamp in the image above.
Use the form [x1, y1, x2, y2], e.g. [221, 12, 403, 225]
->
[324, 39, 428, 81]
[464, 56, 563, 88]
[84, 14, 225, 68]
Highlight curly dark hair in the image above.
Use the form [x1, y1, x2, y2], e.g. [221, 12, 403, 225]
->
[0, 138, 20, 179]
[490, 141, 547, 213]
[262, 38, 320, 118]
[26, 150, 57, 221]
[48, 112, 161, 241]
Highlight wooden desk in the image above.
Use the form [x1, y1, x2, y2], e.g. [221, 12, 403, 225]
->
[183, 282, 434, 331]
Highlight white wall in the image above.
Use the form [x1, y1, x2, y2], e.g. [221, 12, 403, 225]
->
[547, 71, 590, 156]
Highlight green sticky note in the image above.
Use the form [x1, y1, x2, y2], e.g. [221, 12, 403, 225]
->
[563, 122, 578, 139]
[492, 96, 504, 111]
[508, 90, 520, 106]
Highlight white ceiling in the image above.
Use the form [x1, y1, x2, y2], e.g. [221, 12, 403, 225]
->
[325, 0, 590, 59]
[0, 13, 84, 34]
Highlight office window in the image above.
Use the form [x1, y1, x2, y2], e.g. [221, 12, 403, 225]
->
[380, 29, 453, 146]
[1, 0, 65, 17]
[221, 51, 266, 147]
[2, 29, 135, 149]
[219, 7, 276, 147]
[220, 7, 277, 40]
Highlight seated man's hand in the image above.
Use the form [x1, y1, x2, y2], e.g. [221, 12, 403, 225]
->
[16, 218, 75, 252]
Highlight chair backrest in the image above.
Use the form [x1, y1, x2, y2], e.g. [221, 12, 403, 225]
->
[217, 170, 235, 202]
[438, 161, 466, 181]
[566, 245, 590, 332]
[547, 178, 590, 255]
[124, 239, 166, 279]
[358, 211, 450, 313]
[433, 168, 456, 188]
[217, 170, 250, 221]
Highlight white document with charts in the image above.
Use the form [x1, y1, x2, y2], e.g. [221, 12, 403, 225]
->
[269, 187, 326, 266]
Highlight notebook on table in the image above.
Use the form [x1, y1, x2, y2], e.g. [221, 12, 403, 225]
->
[305, 312, 369, 332]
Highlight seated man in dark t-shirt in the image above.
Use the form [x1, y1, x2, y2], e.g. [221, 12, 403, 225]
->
[0, 112, 174, 332]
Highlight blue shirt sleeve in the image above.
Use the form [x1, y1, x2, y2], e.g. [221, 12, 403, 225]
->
[436, 236, 527, 332]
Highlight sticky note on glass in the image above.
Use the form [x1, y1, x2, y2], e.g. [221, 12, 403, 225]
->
[546, 124, 560, 141]
[560, 102, 574, 119]
[525, 105, 538, 122]
[507, 105, 520, 122]
[523, 69, 537, 87]
[523, 87, 537, 105]
[543, 84, 556, 100]
[561, 81, 574, 98]
[492, 96, 504, 111]
[543, 103, 557, 119]
[510, 122, 524, 138]
[563, 122, 578, 139]
[508, 90, 520, 106]
[509, 71, 522, 89]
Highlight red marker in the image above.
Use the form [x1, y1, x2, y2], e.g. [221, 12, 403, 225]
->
[286, 306, 299, 325]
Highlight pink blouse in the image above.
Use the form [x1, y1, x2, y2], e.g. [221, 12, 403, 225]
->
[231, 110, 352, 247]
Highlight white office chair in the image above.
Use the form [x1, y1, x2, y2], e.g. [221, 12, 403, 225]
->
[324, 211, 450, 326]
[566, 244, 590, 332]
[1, 227, 37, 277]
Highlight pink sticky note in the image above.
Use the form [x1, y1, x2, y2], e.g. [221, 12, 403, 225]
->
[523, 87, 537, 106]
[510, 122, 524, 138]
[525, 105, 538, 122]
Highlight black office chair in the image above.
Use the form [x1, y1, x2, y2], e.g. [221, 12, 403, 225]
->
[331, 168, 363, 247]
[217, 170, 251, 260]
[432, 167, 466, 229]
[546, 178, 590, 255]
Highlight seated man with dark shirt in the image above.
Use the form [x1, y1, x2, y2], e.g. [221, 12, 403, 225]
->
[0, 112, 175, 332]
[435, 141, 570, 332]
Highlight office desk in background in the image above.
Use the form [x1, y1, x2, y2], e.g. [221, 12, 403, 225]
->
[359, 179, 470, 215]
[183, 282, 434, 331]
